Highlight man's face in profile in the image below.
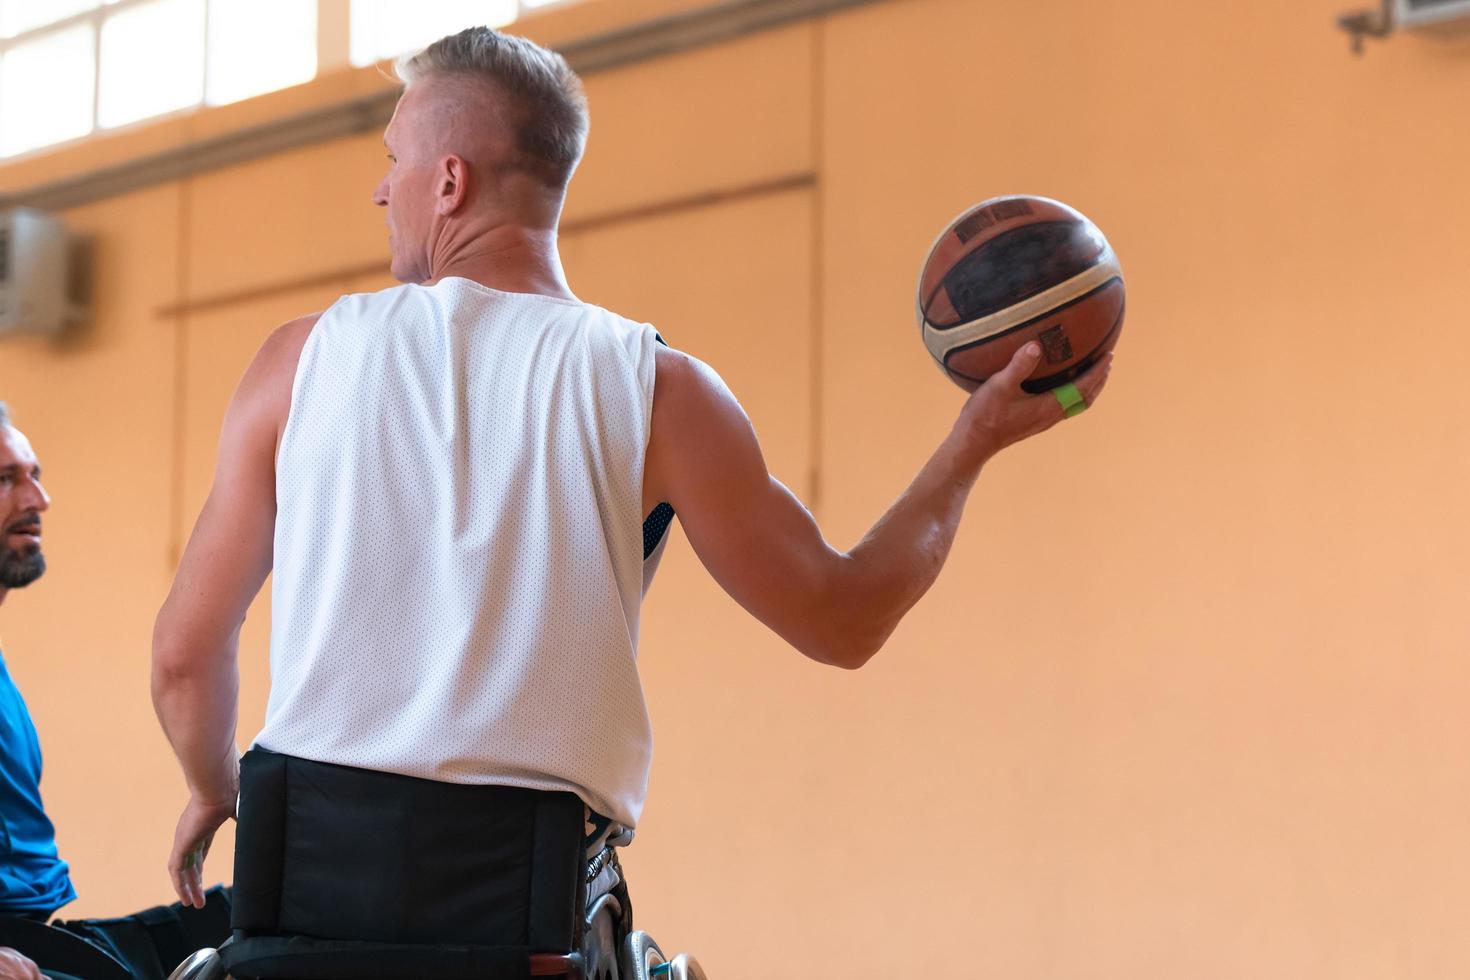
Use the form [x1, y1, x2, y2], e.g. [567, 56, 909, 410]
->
[0, 423, 49, 590]
[372, 83, 442, 285]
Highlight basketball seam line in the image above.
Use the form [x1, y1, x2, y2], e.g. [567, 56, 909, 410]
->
[943, 275, 1124, 367]
[924, 250, 1122, 350]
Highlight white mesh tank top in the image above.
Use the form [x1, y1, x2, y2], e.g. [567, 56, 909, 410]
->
[255, 276, 665, 828]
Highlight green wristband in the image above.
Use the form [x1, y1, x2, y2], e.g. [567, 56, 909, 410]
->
[1052, 382, 1087, 418]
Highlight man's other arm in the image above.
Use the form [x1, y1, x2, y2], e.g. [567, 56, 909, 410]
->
[150, 313, 317, 906]
[645, 341, 1112, 670]
[0, 947, 41, 980]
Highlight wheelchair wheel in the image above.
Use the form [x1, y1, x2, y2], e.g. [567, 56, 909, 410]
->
[620, 930, 665, 980]
[166, 947, 228, 980]
[667, 953, 710, 980]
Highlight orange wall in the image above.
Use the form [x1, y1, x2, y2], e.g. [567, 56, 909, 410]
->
[2, 1, 1470, 976]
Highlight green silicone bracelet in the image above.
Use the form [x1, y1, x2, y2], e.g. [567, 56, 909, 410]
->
[1052, 382, 1087, 418]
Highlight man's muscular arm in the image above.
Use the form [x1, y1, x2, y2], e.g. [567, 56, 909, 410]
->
[645, 341, 1112, 670]
[150, 313, 317, 906]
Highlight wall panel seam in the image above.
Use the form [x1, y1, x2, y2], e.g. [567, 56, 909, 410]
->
[156, 171, 817, 317]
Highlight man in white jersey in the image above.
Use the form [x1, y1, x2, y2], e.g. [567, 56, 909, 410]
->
[152, 24, 1110, 963]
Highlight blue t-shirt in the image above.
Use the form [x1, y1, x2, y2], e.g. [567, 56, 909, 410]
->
[0, 647, 75, 914]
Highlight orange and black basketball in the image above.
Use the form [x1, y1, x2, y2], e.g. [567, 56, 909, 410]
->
[917, 195, 1125, 393]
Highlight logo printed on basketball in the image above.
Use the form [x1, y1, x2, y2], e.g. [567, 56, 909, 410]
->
[953, 208, 995, 244]
[990, 199, 1034, 222]
[1039, 324, 1073, 364]
[953, 198, 1035, 244]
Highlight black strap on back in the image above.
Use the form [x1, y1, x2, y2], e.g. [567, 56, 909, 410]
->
[643, 330, 677, 559]
[643, 502, 675, 559]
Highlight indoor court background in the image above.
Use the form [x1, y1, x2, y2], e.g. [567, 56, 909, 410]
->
[1, 0, 1468, 976]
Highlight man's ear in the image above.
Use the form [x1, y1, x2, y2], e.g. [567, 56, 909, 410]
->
[436, 155, 468, 215]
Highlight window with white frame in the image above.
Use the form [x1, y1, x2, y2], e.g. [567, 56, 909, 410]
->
[348, 0, 571, 67]
[0, 0, 578, 159]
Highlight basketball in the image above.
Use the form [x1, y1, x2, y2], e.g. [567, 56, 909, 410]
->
[917, 195, 1125, 393]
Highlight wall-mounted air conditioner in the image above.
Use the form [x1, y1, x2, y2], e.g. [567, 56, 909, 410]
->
[0, 208, 87, 338]
[1396, 0, 1470, 31]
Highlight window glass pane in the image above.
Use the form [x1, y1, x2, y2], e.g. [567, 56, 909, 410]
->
[207, 0, 315, 106]
[0, 0, 99, 39]
[0, 23, 95, 155]
[97, 0, 204, 129]
[350, 0, 517, 67]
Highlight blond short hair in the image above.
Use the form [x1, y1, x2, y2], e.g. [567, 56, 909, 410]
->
[397, 27, 588, 189]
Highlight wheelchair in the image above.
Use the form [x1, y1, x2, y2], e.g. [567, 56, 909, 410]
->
[169, 751, 706, 980]
[166, 886, 707, 980]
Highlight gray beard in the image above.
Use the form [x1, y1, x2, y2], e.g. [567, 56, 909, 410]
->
[0, 546, 45, 588]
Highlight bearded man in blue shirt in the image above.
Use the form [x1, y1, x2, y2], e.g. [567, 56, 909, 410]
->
[0, 401, 71, 980]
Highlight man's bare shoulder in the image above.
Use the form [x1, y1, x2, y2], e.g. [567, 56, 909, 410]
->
[259, 312, 323, 369]
[224, 313, 325, 446]
[652, 342, 694, 396]
[239, 312, 323, 396]
[650, 344, 749, 447]
[647, 343, 763, 508]
[652, 344, 733, 417]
